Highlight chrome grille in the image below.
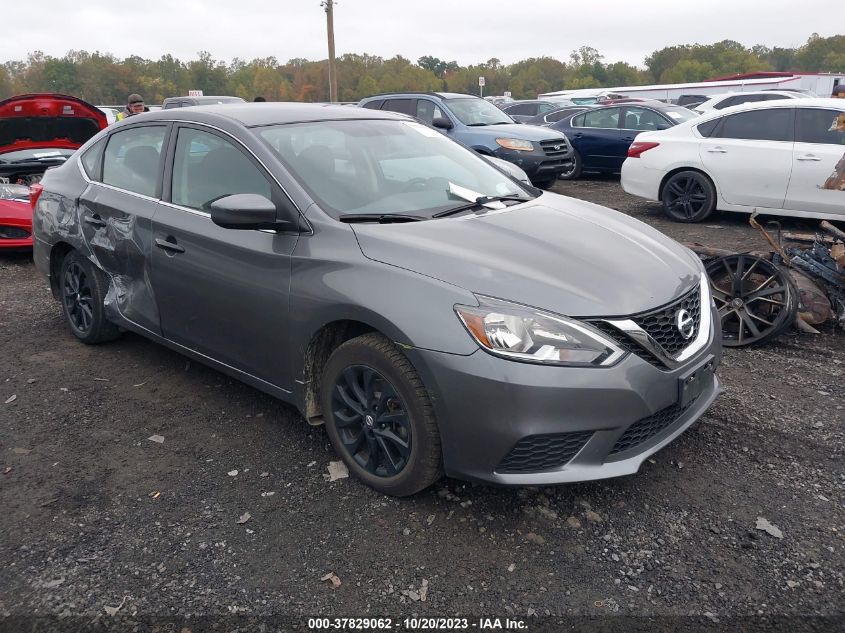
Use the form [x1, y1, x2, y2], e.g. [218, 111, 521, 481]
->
[539, 138, 570, 157]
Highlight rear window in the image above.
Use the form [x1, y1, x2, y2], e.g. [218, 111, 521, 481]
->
[714, 109, 793, 142]
[795, 108, 845, 145]
[80, 138, 106, 180]
[697, 118, 721, 138]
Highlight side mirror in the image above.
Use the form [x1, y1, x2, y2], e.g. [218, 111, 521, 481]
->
[432, 117, 454, 130]
[210, 193, 295, 231]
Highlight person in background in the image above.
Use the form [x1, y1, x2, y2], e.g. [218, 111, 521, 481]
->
[254, 96, 267, 102]
[116, 94, 148, 121]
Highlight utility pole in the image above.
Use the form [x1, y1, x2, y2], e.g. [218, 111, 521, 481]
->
[321, 0, 338, 102]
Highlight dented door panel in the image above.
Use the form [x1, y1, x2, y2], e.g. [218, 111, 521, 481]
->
[77, 184, 161, 334]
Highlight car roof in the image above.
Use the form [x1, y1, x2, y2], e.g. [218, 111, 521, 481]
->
[360, 92, 479, 101]
[126, 102, 409, 127]
[700, 96, 843, 116]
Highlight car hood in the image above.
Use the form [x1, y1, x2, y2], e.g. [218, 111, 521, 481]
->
[467, 123, 566, 141]
[0, 93, 107, 155]
[351, 194, 702, 317]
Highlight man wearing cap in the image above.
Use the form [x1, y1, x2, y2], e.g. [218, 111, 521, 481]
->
[116, 94, 148, 121]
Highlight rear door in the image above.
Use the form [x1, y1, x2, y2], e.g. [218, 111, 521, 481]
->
[784, 107, 845, 216]
[699, 108, 795, 208]
[150, 124, 299, 388]
[78, 123, 170, 333]
[568, 108, 622, 169]
[618, 107, 672, 169]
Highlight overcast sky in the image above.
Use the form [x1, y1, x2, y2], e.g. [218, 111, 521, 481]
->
[7, 1, 841, 67]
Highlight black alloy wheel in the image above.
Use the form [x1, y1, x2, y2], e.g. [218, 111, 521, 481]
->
[59, 251, 122, 344]
[662, 170, 716, 223]
[705, 254, 797, 347]
[63, 260, 94, 335]
[331, 365, 412, 477]
[321, 333, 442, 496]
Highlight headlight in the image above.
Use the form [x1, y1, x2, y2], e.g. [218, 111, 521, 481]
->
[455, 295, 626, 367]
[0, 184, 30, 202]
[496, 138, 535, 152]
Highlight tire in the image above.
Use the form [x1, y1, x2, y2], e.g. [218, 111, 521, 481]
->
[321, 333, 442, 497]
[661, 170, 717, 223]
[558, 150, 582, 180]
[59, 251, 122, 345]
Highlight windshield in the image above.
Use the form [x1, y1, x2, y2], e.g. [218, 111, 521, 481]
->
[0, 148, 76, 163]
[446, 98, 515, 126]
[257, 119, 531, 217]
[660, 106, 699, 123]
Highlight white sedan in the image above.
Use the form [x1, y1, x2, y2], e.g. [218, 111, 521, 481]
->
[621, 98, 845, 223]
[692, 90, 807, 114]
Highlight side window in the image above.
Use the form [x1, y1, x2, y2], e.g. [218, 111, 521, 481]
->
[415, 100, 444, 124]
[361, 99, 383, 110]
[508, 104, 533, 116]
[381, 99, 415, 116]
[714, 95, 741, 110]
[697, 118, 721, 138]
[715, 109, 793, 142]
[171, 128, 272, 211]
[102, 126, 167, 197]
[571, 113, 586, 127]
[621, 107, 667, 131]
[547, 109, 575, 123]
[580, 108, 620, 129]
[80, 137, 106, 181]
[796, 109, 845, 145]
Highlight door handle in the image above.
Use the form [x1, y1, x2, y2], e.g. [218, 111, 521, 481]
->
[796, 155, 822, 161]
[155, 237, 185, 254]
[622, 136, 635, 141]
[573, 132, 583, 138]
[83, 214, 107, 228]
[707, 148, 728, 153]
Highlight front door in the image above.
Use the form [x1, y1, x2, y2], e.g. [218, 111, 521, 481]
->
[784, 107, 845, 216]
[150, 125, 299, 389]
[699, 107, 795, 209]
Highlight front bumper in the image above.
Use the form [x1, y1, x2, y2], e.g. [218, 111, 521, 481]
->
[494, 147, 574, 183]
[0, 221, 33, 249]
[405, 305, 722, 485]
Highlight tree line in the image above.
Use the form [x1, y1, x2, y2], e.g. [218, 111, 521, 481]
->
[0, 34, 841, 105]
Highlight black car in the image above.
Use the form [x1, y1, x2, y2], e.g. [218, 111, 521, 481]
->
[550, 101, 698, 179]
[522, 106, 591, 127]
[497, 100, 561, 123]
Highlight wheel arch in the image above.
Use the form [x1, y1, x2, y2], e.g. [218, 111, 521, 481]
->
[48, 241, 76, 300]
[300, 318, 394, 425]
[658, 166, 718, 203]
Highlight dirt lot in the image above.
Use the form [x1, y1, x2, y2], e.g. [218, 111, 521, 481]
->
[1, 178, 843, 632]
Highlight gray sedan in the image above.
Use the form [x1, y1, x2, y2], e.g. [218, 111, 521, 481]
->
[32, 103, 722, 496]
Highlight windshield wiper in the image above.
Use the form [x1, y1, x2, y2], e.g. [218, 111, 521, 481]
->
[432, 195, 530, 218]
[339, 213, 425, 224]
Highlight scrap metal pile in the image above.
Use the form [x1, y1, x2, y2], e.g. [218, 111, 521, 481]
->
[686, 217, 845, 347]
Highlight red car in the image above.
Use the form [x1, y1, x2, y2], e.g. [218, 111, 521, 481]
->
[0, 94, 106, 250]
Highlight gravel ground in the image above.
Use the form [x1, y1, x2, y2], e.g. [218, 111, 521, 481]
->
[1, 178, 843, 632]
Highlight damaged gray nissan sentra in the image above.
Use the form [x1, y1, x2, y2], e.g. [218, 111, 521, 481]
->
[33, 103, 722, 496]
